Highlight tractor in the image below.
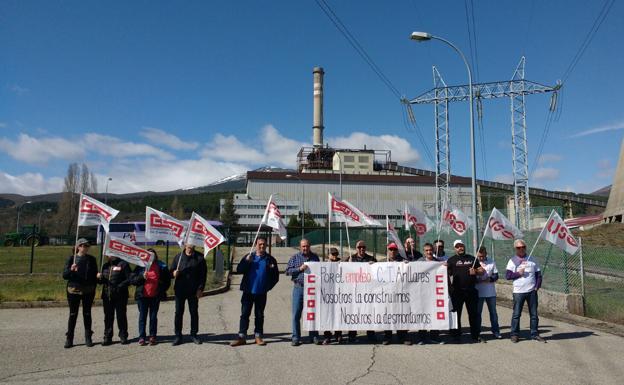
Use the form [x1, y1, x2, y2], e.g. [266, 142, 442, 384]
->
[2, 225, 47, 247]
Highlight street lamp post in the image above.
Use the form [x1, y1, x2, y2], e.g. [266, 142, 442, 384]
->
[285, 174, 305, 239]
[104, 177, 113, 204]
[16, 201, 32, 232]
[410, 31, 479, 254]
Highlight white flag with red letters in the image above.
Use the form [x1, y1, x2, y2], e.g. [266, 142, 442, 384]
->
[404, 204, 434, 236]
[442, 203, 472, 236]
[328, 192, 381, 227]
[145, 206, 188, 245]
[386, 216, 407, 260]
[103, 234, 154, 267]
[77, 194, 119, 233]
[483, 207, 524, 241]
[261, 195, 288, 240]
[184, 212, 226, 257]
[539, 210, 579, 255]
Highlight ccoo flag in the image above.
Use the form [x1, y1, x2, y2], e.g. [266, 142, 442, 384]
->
[328, 192, 381, 227]
[78, 194, 119, 233]
[404, 203, 434, 236]
[483, 208, 524, 241]
[184, 212, 226, 257]
[261, 195, 288, 240]
[442, 203, 472, 236]
[103, 234, 154, 267]
[538, 210, 579, 255]
[145, 206, 188, 246]
[387, 216, 408, 260]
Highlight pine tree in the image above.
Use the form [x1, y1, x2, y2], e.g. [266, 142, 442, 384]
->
[220, 195, 238, 228]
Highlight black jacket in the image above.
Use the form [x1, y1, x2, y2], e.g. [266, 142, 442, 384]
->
[98, 258, 132, 300]
[170, 250, 207, 296]
[237, 252, 280, 293]
[447, 253, 478, 292]
[131, 260, 171, 300]
[62, 254, 98, 295]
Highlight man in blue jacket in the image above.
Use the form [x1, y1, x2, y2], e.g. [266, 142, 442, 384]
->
[230, 237, 279, 347]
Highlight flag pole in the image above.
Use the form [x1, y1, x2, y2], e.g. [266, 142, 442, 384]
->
[345, 221, 352, 259]
[527, 210, 553, 261]
[249, 197, 271, 258]
[72, 202, 81, 265]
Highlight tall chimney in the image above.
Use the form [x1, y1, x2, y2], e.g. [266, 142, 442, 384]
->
[313, 67, 324, 148]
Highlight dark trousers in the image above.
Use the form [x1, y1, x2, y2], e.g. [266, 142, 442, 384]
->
[324, 330, 343, 340]
[66, 292, 95, 338]
[511, 291, 539, 337]
[137, 297, 160, 339]
[450, 288, 480, 339]
[238, 292, 267, 338]
[384, 330, 409, 342]
[417, 329, 440, 342]
[348, 330, 376, 341]
[103, 296, 128, 339]
[174, 294, 199, 337]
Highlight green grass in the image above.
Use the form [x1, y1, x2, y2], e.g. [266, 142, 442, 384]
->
[0, 245, 230, 302]
[584, 276, 624, 324]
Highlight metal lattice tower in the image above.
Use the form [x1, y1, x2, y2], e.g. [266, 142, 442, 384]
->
[510, 57, 530, 229]
[408, 57, 560, 230]
[433, 66, 450, 222]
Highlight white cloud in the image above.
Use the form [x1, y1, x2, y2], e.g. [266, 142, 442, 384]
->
[0, 133, 84, 164]
[570, 119, 624, 138]
[10, 84, 29, 96]
[493, 174, 513, 184]
[0, 171, 63, 195]
[538, 153, 563, 164]
[203, 133, 266, 164]
[83, 133, 174, 160]
[532, 167, 560, 181]
[260, 125, 306, 167]
[140, 127, 199, 150]
[328, 132, 420, 165]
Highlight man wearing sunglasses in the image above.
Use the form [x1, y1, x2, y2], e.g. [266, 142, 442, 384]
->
[506, 239, 544, 343]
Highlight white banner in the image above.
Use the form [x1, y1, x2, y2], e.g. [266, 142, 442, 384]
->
[103, 235, 154, 267]
[328, 192, 381, 227]
[303, 262, 456, 331]
[539, 210, 580, 255]
[261, 195, 287, 240]
[442, 203, 471, 236]
[145, 206, 188, 245]
[387, 216, 407, 260]
[77, 194, 119, 232]
[483, 207, 524, 241]
[404, 204, 434, 236]
[184, 212, 226, 257]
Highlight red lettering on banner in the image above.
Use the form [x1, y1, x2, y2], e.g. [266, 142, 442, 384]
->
[488, 218, 514, 239]
[435, 274, 444, 283]
[546, 218, 578, 247]
[444, 210, 466, 233]
[307, 287, 315, 295]
[436, 299, 444, 307]
[331, 199, 360, 222]
[149, 213, 185, 237]
[306, 313, 315, 321]
[407, 214, 427, 236]
[307, 275, 316, 283]
[268, 202, 282, 218]
[307, 300, 315, 308]
[109, 239, 151, 262]
[437, 312, 446, 320]
[190, 218, 221, 249]
[436, 287, 444, 295]
[80, 198, 112, 220]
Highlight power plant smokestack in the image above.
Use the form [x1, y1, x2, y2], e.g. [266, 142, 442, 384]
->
[313, 67, 324, 148]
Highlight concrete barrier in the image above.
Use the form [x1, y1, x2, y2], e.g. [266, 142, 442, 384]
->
[496, 282, 585, 316]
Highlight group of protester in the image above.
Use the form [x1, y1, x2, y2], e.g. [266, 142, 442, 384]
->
[62, 235, 544, 348]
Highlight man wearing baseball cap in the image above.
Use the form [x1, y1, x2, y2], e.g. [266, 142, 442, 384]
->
[447, 239, 484, 343]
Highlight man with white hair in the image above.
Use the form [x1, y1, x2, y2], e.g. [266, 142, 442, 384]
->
[506, 239, 544, 343]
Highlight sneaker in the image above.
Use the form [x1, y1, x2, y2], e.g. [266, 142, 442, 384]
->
[417, 340, 425, 345]
[149, 336, 157, 346]
[322, 338, 331, 345]
[230, 337, 246, 347]
[494, 333, 502, 339]
[101, 338, 112, 346]
[172, 336, 183, 346]
[120, 336, 129, 345]
[532, 336, 546, 343]
[312, 337, 322, 345]
[382, 338, 391, 345]
[430, 338, 445, 345]
[511, 335, 519, 343]
[138, 338, 147, 346]
[403, 339, 413, 346]
[255, 337, 266, 346]
[191, 335, 203, 345]
[85, 334, 94, 348]
[336, 336, 345, 344]
[64, 337, 73, 349]
[291, 339, 301, 347]
[473, 337, 486, 343]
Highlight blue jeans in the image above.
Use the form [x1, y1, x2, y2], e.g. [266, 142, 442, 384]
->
[238, 292, 267, 338]
[477, 296, 500, 335]
[137, 297, 160, 339]
[292, 285, 319, 342]
[511, 291, 539, 337]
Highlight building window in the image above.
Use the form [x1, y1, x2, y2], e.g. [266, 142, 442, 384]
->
[358, 156, 369, 163]
[343, 155, 354, 162]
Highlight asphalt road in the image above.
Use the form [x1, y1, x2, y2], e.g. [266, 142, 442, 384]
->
[1, 274, 623, 385]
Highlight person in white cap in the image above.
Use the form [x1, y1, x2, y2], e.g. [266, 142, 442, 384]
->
[506, 239, 544, 343]
[447, 239, 484, 343]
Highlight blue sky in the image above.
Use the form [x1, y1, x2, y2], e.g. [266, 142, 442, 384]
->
[1, 0, 622, 195]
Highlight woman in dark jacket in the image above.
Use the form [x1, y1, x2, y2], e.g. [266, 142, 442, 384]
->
[131, 249, 171, 346]
[62, 238, 98, 349]
[97, 254, 132, 345]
